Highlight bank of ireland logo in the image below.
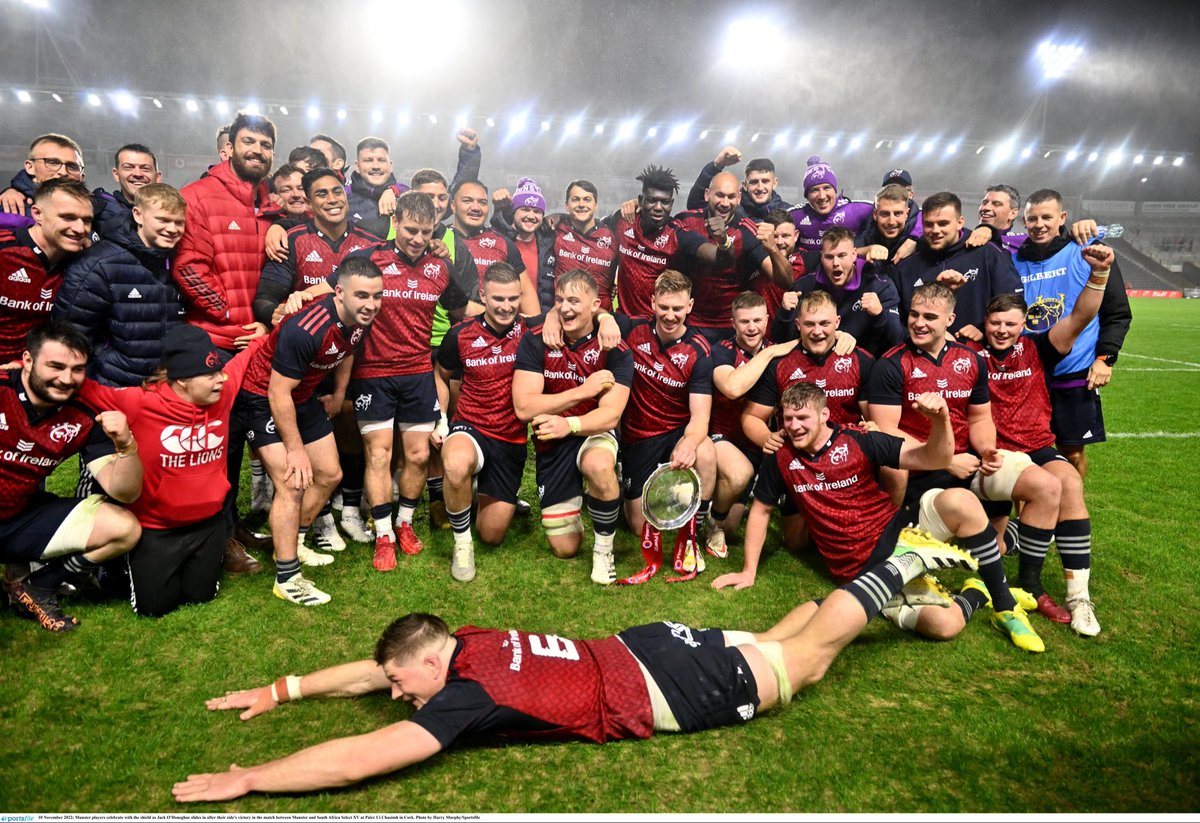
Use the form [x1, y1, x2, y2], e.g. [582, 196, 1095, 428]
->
[49, 421, 82, 443]
[161, 420, 224, 454]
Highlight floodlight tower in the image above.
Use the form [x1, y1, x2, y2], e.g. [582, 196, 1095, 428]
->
[1033, 40, 1085, 142]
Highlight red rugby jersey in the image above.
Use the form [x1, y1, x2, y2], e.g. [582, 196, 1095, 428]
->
[621, 321, 713, 441]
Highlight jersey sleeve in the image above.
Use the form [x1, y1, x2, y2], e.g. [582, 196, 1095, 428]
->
[607, 344, 635, 387]
[752, 452, 783, 505]
[746, 359, 781, 407]
[440, 243, 475, 312]
[866, 352, 904, 405]
[845, 427, 904, 470]
[854, 348, 875, 388]
[270, 320, 321, 381]
[711, 342, 738, 370]
[675, 227, 708, 260]
[259, 239, 297, 288]
[1032, 330, 1067, 373]
[437, 323, 465, 374]
[407, 679, 504, 749]
[969, 351, 991, 405]
[514, 331, 546, 374]
[688, 347, 714, 395]
[738, 227, 770, 270]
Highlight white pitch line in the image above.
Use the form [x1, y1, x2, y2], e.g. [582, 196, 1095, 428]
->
[1122, 353, 1200, 368]
[1123, 368, 1200, 372]
[1109, 431, 1200, 439]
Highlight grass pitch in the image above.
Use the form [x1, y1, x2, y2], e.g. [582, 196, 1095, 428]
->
[1, 297, 1197, 814]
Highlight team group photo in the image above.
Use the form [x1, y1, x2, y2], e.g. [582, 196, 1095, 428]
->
[1, 0, 1197, 816]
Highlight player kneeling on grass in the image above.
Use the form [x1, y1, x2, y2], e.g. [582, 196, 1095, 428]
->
[0, 321, 142, 632]
[433, 263, 537, 582]
[714, 383, 1043, 652]
[512, 269, 632, 584]
[231, 257, 383, 606]
[173, 537, 978, 802]
[964, 244, 1114, 637]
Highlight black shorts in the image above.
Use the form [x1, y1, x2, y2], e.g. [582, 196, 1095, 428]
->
[621, 426, 686, 501]
[536, 436, 588, 508]
[902, 468, 970, 507]
[619, 621, 760, 733]
[235, 391, 332, 448]
[350, 372, 439, 425]
[129, 516, 224, 617]
[1049, 382, 1106, 446]
[445, 422, 527, 504]
[1029, 446, 1070, 467]
[0, 491, 88, 563]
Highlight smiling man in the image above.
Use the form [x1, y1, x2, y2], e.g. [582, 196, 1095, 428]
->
[174, 531, 979, 802]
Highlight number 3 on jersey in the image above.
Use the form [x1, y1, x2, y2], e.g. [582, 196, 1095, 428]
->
[529, 634, 580, 661]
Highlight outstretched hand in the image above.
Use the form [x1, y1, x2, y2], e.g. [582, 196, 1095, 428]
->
[206, 686, 277, 721]
[173, 764, 252, 803]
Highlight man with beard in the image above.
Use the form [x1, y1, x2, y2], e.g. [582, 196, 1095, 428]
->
[895, 192, 1023, 341]
[174, 111, 279, 574]
[673, 171, 794, 345]
[0, 179, 93, 363]
[449, 180, 540, 316]
[685, 146, 793, 222]
[0, 321, 142, 632]
[613, 165, 734, 321]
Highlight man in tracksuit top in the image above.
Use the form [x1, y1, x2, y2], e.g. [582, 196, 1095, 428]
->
[1011, 188, 1132, 479]
[787, 157, 875, 256]
[896, 191, 1023, 341]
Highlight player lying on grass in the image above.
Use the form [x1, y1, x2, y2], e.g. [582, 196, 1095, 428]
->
[173, 538, 978, 802]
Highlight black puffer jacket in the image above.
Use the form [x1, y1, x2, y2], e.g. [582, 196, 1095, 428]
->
[53, 216, 186, 386]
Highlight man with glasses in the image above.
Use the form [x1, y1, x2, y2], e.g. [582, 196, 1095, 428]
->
[0, 134, 87, 229]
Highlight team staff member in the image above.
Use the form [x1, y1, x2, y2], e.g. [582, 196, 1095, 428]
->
[0, 179, 93, 363]
[0, 133, 87, 229]
[173, 539, 978, 802]
[685, 146, 793, 221]
[787, 157, 874, 254]
[434, 264, 538, 583]
[0, 322, 142, 632]
[78, 326, 263, 616]
[232, 257, 383, 606]
[512, 269, 633, 585]
[1013, 189, 1132, 478]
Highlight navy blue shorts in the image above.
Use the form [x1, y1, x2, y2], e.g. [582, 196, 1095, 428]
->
[535, 436, 588, 509]
[445, 422, 527, 504]
[350, 372, 439, 425]
[0, 491, 87, 563]
[1050, 382, 1106, 446]
[621, 426, 686, 501]
[619, 621, 760, 733]
[235, 391, 332, 448]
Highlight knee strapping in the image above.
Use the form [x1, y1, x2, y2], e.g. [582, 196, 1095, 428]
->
[542, 497, 583, 536]
[970, 449, 1032, 501]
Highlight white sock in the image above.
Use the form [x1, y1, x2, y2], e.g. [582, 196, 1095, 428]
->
[1065, 567, 1091, 601]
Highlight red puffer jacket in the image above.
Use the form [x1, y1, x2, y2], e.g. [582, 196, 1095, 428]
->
[174, 161, 275, 350]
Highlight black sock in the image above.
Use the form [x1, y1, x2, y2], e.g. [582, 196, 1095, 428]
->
[963, 528, 1016, 612]
[1016, 522, 1054, 596]
[1005, 518, 1020, 555]
[954, 588, 990, 623]
[318, 500, 332, 519]
[276, 557, 300, 584]
[447, 506, 472, 535]
[27, 554, 98, 591]
[842, 556, 908, 621]
[711, 507, 730, 524]
[371, 503, 393, 523]
[1056, 518, 1091, 571]
[586, 496, 621, 537]
[341, 453, 365, 509]
[426, 476, 444, 503]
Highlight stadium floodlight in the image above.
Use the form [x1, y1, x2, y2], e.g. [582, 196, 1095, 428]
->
[540, 119, 550, 131]
[773, 130, 790, 148]
[86, 93, 101, 107]
[113, 91, 137, 113]
[1044, 150, 1053, 158]
[724, 128, 738, 143]
[797, 131, 812, 148]
[371, 109, 383, 124]
[1021, 146, 1033, 159]
[1153, 155, 1164, 165]
[751, 132, 761, 143]
[594, 123, 604, 135]
[647, 126, 658, 138]
[1087, 151, 1099, 162]
[849, 135, 864, 151]
[306, 105, 320, 119]
[1133, 154, 1144, 164]
[1066, 149, 1079, 161]
[667, 123, 690, 144]
[699, 129, 710, 139]
[243, 102, 260, 115]
[23, 0, 50, 9]
[16, 90, 32, 103]
[922, 140, 936, 155]
[1141, 177, 1148, 183]
[898, 139, 912, 152]
[397, 111, 411, 126]
[278, 105, 289, 116]
[1036, 41, 1085, 81]
[486, 117, 496, 128]
[1106, 150, 1123, 166]
[826, 135, 838, 148]
[508, 112, 527, 134]
[185, 98, 199, 113]
[617, 118, 638, 141]
[946, 142, 959, 155]
[336, 108, 347, 121]
[1173, 157, 1184, 167]
[564, 116, 582, 137]
[722, 15, 783, 68]
[455, 113, 468, 128]
[215, 100, 229, 115]
[151, 98, 162, 108]
[875, 139, 887, 149]
[975, 145, 986, 155]
[428, 113, 438, 125]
